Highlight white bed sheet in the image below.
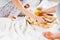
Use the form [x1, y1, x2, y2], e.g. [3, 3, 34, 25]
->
[0, 17, 60, 40]
[0, 0, 59, 40]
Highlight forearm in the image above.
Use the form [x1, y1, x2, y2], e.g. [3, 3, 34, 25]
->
[12, 0, 27, 14]
[12, 0, 37, 20]
[44, 6, 56, 13]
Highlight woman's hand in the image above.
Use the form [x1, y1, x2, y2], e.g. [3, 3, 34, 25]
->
[33, 7, 48, 23]
[28, 13, 46, 24]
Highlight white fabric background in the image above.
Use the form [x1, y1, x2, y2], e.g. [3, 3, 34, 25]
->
[0, 0, 11, 7]
[0, 0, 59, 40]
[0, 17, 59, 40]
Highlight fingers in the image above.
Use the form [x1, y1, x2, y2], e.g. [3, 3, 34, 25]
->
[36, 16, 46, 23]
[43, 32, 53, 39]
[39, 17, 46, 23]
[40, 10, 49, 14]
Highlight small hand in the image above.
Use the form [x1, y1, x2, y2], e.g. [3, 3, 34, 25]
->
[43, 32, 60, 40]
[43, 32, 53, 39]
[41, 10, 54, 16]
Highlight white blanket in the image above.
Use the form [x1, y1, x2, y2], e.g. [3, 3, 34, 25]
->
[0, 17, 60, 40]
[0, 0, 59, 40]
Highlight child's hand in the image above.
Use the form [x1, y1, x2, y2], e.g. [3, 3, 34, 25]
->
[43, 32, 60, 40]
[43, 32, 56, 40]
[43, 32, 53, 39]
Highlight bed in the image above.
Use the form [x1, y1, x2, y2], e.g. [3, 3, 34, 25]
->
[0, 0, 59, 40]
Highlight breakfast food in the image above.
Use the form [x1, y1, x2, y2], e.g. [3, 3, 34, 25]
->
[26, 16, 56, 28]
[43, 32, 56, 40]
[26, 17, 34, 25]
[34, 8, 43, 16]
[26, 8, 57, 28]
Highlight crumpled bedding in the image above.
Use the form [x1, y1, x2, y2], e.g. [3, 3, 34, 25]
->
[0, 17, 60, 40]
